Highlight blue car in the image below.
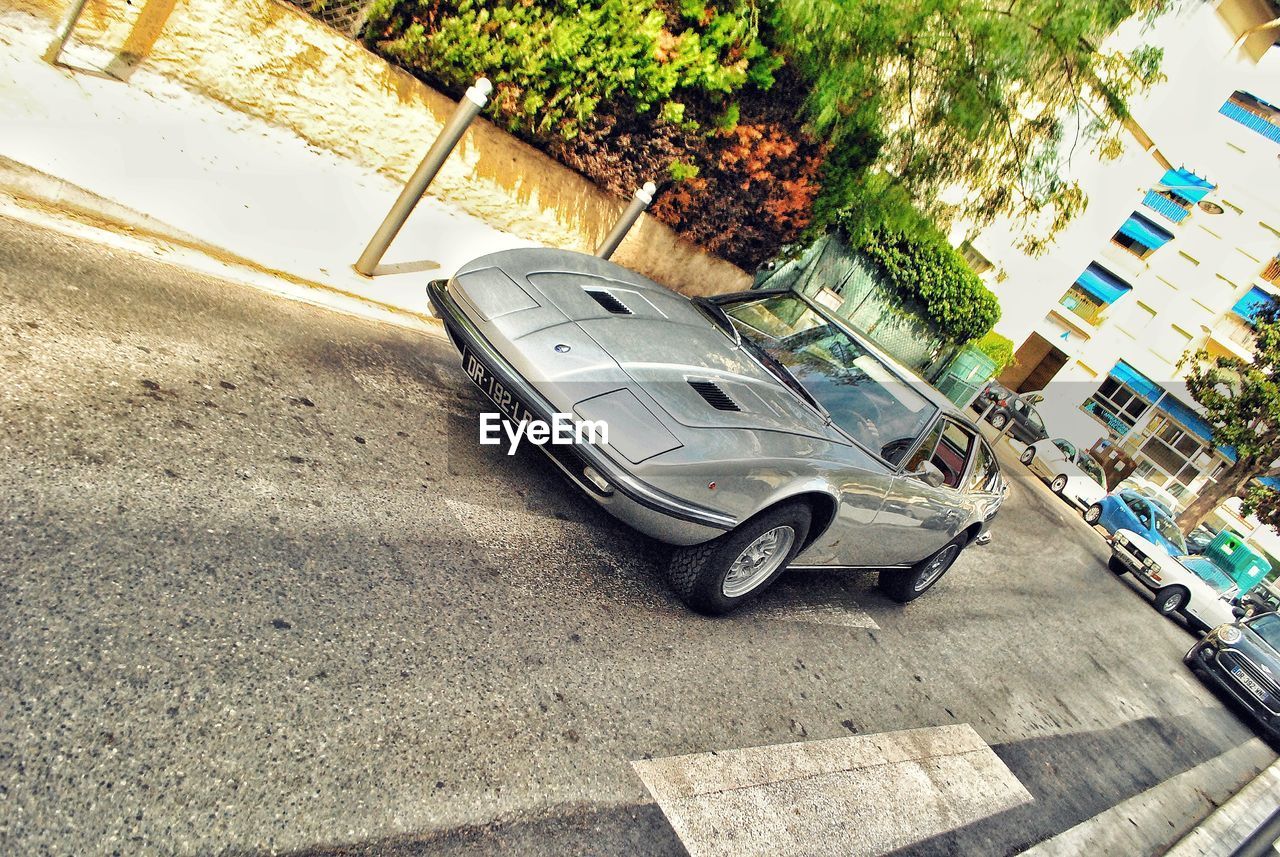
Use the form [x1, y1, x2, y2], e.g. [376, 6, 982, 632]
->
[1084, 489, 1187, 555]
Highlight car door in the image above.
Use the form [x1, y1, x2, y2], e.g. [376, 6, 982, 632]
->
[1185, 582, 1239, 629]
[864, 417, 977, 566]
[1023, 405, 1047, 443]
[1045, 440, 1073, 478]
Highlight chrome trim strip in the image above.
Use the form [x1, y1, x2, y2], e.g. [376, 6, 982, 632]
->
[428, 280, 737, 531]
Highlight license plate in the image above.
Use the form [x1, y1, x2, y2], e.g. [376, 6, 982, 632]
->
[461, 345, 536, 424]
[1230, 666, 1270, 702]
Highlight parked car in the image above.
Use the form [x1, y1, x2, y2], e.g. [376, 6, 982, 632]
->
[1186, 524, 1218, 555]
[1019, 437, 1109, 509]
[971, 383, 1048, 445]
[429, 248, 1006, 615]
[1244, 582, 1280, 614]
[1185, 610, 1280, 743]
[1109, 531, 1244, 631]
[1084, 489, 1187, 555]
[1114, 475, 1181, 516]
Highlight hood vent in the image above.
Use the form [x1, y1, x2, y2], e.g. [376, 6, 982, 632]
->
[688, 379, 741, 412]
[584, 288, 632, 315]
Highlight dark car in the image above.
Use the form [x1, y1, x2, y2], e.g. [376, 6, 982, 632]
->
[970, 382, 1048, 445]
[1185, 610, 1280, 743]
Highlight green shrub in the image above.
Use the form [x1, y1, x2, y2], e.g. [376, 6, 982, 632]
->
[367, 0, 778, 140]
[858, 227, 1000, 343]
[975, 330, 1015, 372]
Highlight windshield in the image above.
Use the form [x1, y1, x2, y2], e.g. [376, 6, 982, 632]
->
[1180, 557, 1235, 596]
[1153, 514, 1187, 554]
[1077, 455, 1107, 488]
[723, 294, 939, 464]
[1248, 613, 1280, 652]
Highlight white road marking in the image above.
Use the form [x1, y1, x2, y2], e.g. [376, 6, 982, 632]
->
[1021, 739, 1276, 857]
[633, 724, 1032, 857]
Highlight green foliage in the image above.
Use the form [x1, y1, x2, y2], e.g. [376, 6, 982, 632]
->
[368, 0, 777, 139]
[858, 227, 1000, 343]
[668, 159, 701, 181]
[975, 331, 1015, 373]
[768, 0, 1168, 244]
[1177, 308, 1280, 529]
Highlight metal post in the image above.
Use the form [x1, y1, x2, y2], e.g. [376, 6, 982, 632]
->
[355, 77, 492, 277]
[44, 0, 91, 65]
[596, 182, 657, 260]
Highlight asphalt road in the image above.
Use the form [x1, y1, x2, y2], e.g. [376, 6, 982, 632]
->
[0, 215, 1271, 856]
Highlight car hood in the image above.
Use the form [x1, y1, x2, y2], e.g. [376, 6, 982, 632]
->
[450, 249, 844, 441]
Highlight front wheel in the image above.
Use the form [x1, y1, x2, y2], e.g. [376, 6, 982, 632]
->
[1084, 504, 1103, 525]
[1051, 474, 1068, 494]
[879, 536, 965, 603]
[665, 501, 811, 615]
[1020, 448, 1035, 466]
[1107, 556, 1127, 575]
[1154, 587, 1187, 615]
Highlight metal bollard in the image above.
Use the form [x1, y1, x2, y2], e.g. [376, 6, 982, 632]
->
[595, 182, 657, 261]
[355, 77, 493, 277]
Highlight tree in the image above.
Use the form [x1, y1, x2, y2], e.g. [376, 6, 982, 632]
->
[1176, 309, 1280, 531]
[768, 0, 1168, 246]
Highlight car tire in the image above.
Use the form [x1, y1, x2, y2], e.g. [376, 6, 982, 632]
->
[990, 413, 1008, 430]
[1020, 448, 1035, 466]
[1154, 586, 1188, 615]
[665, 501, 811, 615]
[1107, 556, 1127, 575]
[1051, 474, 1068, 494]
[879, 535, 966, 604]
[1084, 504, 1103, 525]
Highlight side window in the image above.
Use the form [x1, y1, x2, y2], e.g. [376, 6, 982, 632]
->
[1053, 440, 1072, 458]
[1011, 399, 1027, 415]
[904, 422, 944, 474]
[966, 441, 998, 493]
[1123, 493, 1146, 515]
[931, 420, 976, 489]
[1028, 409, 1045, 430]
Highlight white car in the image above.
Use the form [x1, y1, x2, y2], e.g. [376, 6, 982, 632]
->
[1109, 529, 1242, 633]
[1019, 438, 1109, 509]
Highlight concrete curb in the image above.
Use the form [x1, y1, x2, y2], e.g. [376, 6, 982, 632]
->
[1166, 755, 1280, 857]
[0, 154, 444, 335]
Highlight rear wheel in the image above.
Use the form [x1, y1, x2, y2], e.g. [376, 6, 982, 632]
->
[879, 536, 966, 603]
[990, 413, 1009, 430]
[1084, 504, 1103, 525]
[1019, 448, 1035, 466]
[1154, 587, 1188, 615]
[1051, 474, 1068, 495]
[665, 501, 811, 615]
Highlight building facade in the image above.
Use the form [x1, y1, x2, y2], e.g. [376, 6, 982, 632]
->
[964, 0, 1280, 510]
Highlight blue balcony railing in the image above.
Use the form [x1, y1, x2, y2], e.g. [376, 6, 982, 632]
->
[1141, 190, 1190, 224]
[1220, 100, 1280, 144]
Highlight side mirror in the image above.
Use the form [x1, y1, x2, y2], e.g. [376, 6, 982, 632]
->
[912, 460, 946, 488]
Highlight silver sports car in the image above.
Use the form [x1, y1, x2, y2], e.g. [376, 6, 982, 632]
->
[428, 248, 1005, 614]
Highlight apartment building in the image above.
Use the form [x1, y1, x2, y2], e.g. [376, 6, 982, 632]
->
[964, 0, 1280, 509]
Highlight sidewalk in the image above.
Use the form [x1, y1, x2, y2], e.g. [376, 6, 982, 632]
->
[0, 11, 532, 324]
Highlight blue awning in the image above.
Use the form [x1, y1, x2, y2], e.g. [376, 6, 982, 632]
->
[1159, 394, 1214, 443]
[1157, 167, 1215, 203]
[1117, 212, 1175, 250]
[1075, 263, 1133, 304]
[1111, 360, 1163, 404]
[1233, 286, 1277, 324]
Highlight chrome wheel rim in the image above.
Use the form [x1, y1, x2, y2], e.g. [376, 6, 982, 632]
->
[1085, 506, 1101, 524]
[723, 526, 795, 598]
[1052, 476, 1067, 493]
[1159, 593, 1181, 614]
[915, 544, 959, 592]
[1021, 450, 1034, 464]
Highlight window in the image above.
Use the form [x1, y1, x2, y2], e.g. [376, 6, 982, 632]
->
[1054, 439, 1078, 459]
[959, 241, 994, 275]
[1232, 286, 1278, 325]
[1085, 376, 1153, 430]
[932, 421, 975, 489]
[1111, 212, 1173, 259]
[1153, 514, 1188, 554]
[1059, 285, 1107, 324]
[1220, 91, 1280, 145]
[966, 441, 999, 493]
[1139, 419, 1208, 490]
[1059, 263, 1132, 325]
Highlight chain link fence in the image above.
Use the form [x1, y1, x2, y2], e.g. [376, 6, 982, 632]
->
[280, 0, 377, 39]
